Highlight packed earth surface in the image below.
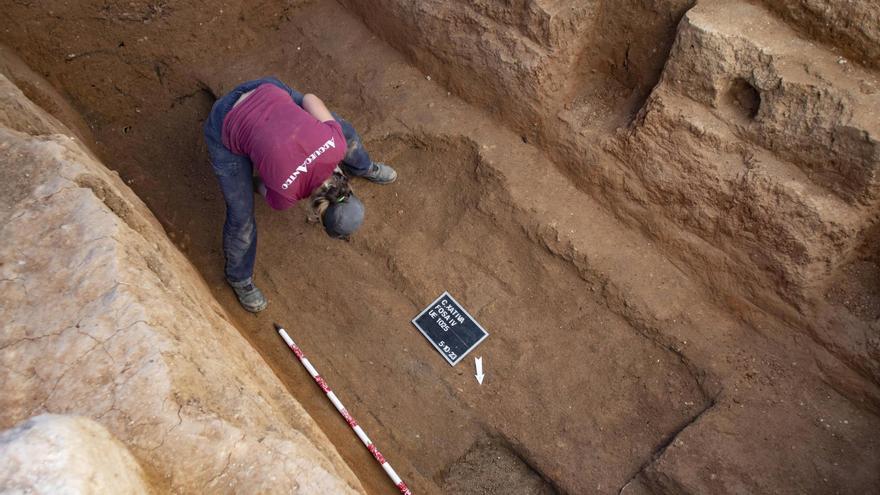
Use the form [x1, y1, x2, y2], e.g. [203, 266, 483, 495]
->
[1, 1, 879, 494]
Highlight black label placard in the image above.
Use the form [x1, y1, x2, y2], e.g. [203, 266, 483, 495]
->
[411, 292, 489, 366]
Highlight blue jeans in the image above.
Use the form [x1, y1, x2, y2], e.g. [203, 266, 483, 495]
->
[203, 77, 373, 284]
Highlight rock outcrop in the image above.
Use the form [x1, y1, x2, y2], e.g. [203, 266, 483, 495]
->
[0, 414, 152, 495]
[0, 70, 363, 493]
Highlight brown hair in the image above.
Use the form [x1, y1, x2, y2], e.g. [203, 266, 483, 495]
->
[308, 167, 352, 224]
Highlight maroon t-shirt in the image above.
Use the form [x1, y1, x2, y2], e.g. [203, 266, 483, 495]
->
[221, 84, 347, 210]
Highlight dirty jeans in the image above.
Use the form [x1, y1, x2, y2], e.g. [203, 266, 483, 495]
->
[203, 77, 373, 284]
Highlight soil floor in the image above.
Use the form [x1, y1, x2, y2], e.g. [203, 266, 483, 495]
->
[2, 1, 879, 493]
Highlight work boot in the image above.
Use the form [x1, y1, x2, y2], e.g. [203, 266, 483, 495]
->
[228, 279, 268, 313]
[362, 162, 397, 184]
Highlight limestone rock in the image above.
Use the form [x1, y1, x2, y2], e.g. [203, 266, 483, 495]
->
[0, 72, 363, 494]
[0, 414, 152, 494]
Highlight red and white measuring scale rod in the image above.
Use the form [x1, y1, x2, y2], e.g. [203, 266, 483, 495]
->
[274, 323, 412, 495]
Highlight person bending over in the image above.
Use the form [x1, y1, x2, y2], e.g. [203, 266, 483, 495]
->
[203, 77, 396, 312]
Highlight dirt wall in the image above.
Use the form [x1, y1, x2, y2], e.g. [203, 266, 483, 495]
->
[761, 0, 880, 70]
[604, 0, 880, 384]
[340, 0, 880, 389]
[339, 0, 693, 136]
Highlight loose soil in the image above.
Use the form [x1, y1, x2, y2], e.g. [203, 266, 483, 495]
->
[2, 0, 879, 493]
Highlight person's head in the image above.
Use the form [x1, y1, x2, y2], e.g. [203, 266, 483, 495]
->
[308, 169, 364, 240]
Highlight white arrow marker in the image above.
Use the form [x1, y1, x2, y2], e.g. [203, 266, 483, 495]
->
[475, 356, 485, 385]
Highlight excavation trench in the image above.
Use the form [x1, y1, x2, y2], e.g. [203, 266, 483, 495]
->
[5, 0, 880, 492]
[250, 134, 712, 492]
[88, 125, 713, 494]
[0, 2, 711, 493]
[132, 127, 712, 494]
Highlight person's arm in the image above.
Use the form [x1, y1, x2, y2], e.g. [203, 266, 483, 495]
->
[302, 93, 335, 123]
[253, 176, 268, 198]
[265, 187, 297, 211]
[253, 174, 295, 210]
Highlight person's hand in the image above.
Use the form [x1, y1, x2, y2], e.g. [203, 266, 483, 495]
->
[253, 176, 267, 197]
